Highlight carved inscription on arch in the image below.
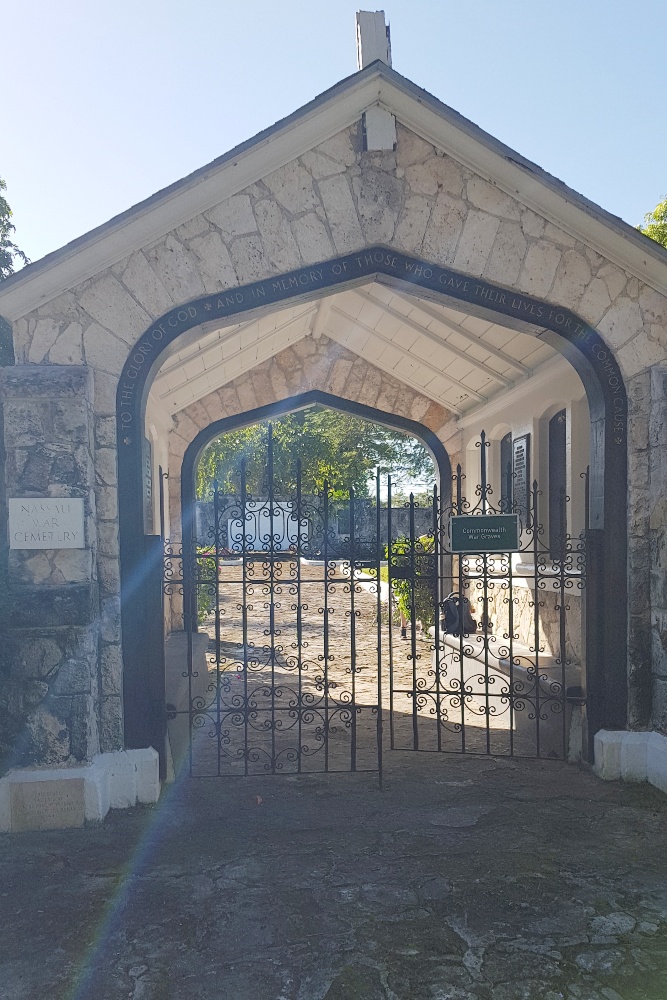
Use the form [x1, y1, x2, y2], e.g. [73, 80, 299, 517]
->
[117, 248, 627, 446]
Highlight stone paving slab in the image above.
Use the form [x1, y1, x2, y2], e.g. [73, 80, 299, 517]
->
[1, 754, 667, 999]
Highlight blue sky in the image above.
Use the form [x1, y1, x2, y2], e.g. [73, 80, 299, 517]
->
[3, 0, 666, 265]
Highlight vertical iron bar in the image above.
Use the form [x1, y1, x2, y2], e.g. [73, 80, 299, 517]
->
[296, 458, 303, 773]
[433, 484, 442, 752]
[268, 424, 276, 773]
[323, 479, 330, 772]
[456, 464, 466, 753]
[241, 459, 249, 776]
[186, 532, 194, 777]
[375, 469, 383, 788]
[480, 432, 491, 754]
[409, 492, 419, 750]
[480, 430, 488, 516]
[508, 537, 515, 757]
[158, 467, 166, 542]
[214, 481, 222, 776]
[532, 480, 541, 757]
[559, 485, 568, 760]
[387, 476, 395, 749]
[349, 487, 357, 771]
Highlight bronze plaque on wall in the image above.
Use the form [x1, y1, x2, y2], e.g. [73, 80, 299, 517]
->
[512, 434, 531, 521]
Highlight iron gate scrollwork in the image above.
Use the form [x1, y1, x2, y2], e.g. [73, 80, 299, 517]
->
[164, 427, 586, 779]
[386, 430, 586, 760]
[165, 425, 384, 779]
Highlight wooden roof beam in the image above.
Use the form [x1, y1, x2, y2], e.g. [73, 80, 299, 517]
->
[328, 304, 484, 404]
[352, 287, 513, 387]
[390, 289, 531, 376]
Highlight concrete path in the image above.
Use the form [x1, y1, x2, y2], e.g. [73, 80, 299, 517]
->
[1, 754, 667, 999]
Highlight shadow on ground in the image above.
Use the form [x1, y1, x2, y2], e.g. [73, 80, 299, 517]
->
[1, 753, 667, 999]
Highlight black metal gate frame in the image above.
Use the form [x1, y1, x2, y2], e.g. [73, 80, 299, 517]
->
[385, 431, 586, 761]
[163, 422, 586, 779]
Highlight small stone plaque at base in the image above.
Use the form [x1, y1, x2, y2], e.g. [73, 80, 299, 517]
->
[10, 778, 86, 832]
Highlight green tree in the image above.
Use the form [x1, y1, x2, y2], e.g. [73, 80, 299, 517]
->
[196, 407, 434, 500]
[0, 177, 29, 280]
[638, 196, 667, 249]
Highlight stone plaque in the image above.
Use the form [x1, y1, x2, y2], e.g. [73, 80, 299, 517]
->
[8, 497, 85, 549]
[512, 435, 531, 521]
[10, 778, 85, 831]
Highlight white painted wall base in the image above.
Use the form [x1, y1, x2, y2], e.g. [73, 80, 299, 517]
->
[0, 748, 160, 834]
[594, 730, 667, 794]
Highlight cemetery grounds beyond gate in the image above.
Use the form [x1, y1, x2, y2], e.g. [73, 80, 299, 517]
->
[162, 428, 586, 782]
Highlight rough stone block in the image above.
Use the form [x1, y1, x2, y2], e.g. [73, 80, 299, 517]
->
[652, 678, 667, 732]
[146, 236, 206, 304]
[0, 782, 9, 834]
[352, 169, 403, 244]
[119, 250, 175, 318]
[9, 774, 86, 831]
[7, 584, 97, 628]
[94, 751, 138, 809]
[292, 213, 335, 263]
[255, 199, 302, 271]
[83, 325, 128, 376]
[228, 235, 270, 284]
[86, 763, 111, 821]
[189, 237, 236, 295]
[1, 364, 92, 401]
[453, 211, 500, 277]
[466, 176, 520, 221]
[598, 297, 644, 351]
[125, 748, 160, 804]
[593, 729, 624, 780]
[647, 732, 667, 794]
[518, 241, 561, 297]
[318, 174, 363, 253]
[263, 161, 319, 215]
[80, 275, 152, 345]
[0, 764, 115, 832]
[422, 193, 466, 265]
[620, 731, 650, 781]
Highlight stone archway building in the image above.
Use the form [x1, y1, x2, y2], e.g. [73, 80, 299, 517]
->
[2, 15, 667, 822]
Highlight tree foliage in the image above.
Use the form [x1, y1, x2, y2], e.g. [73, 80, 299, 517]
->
[196, 406, 435, 500]
[0, 177, 29, 280]
[638, 196, 667, 250]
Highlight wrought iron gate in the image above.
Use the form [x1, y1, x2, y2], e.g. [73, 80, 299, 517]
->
[386, 431, 586, 760]
[163, 427, 586, 778]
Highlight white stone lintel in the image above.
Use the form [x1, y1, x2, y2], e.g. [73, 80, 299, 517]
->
[594, 729, 667, 794]
[0, 747, 160, 834]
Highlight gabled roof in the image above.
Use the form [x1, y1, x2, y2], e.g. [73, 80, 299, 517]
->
[2, 60, 667, 320]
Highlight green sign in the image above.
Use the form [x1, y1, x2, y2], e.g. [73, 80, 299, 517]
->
[450, 514, 520, 553]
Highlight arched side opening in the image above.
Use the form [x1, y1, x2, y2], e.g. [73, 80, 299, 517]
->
[166, 393, 451, 777]
[180, 389, 452, 554]
[117, 247, 628, 761]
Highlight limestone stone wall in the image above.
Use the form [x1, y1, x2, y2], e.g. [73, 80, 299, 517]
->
[0, 366, 121, 772]
[166, 336, 458, 542]
[7, 120, 667, 738]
